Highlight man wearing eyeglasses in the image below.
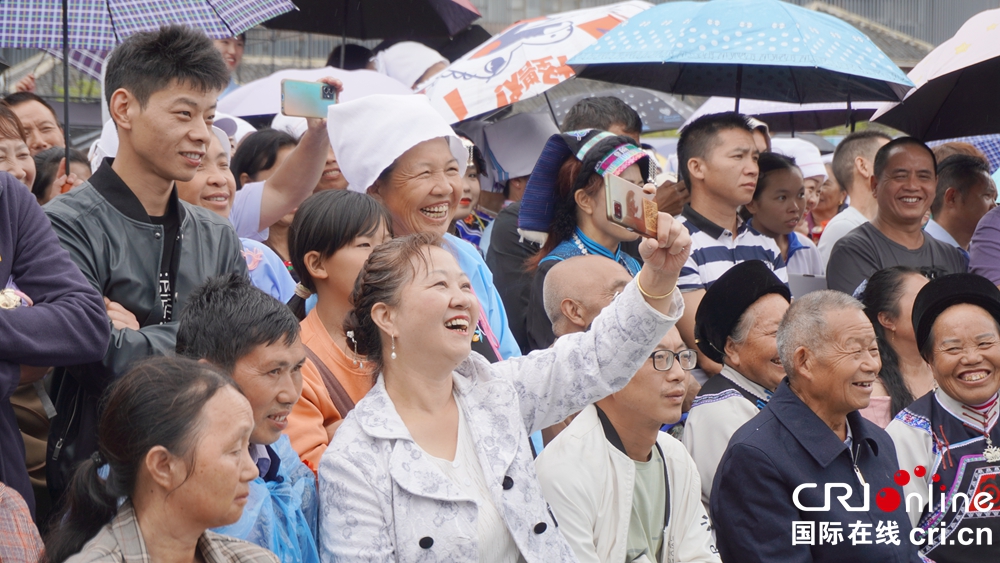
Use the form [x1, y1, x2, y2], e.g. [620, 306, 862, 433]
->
[535, 255, 719, 563]
[682, 260, 791, 514]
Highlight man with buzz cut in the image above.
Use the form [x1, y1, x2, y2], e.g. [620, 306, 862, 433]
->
[674, 112, 786, 381]
[44, 25, 246, 501]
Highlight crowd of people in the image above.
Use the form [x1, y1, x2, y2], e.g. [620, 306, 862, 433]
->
[3, 22, 1000, 563]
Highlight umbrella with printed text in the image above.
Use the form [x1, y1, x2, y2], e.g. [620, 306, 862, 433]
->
[871, 8, 1000, 141]
[0, 0, 295, 163]
[568, 0, 912, 110]
[421, 0, 653, 124]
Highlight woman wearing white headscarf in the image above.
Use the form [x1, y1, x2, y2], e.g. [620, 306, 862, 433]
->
[327, 94, 520, 361]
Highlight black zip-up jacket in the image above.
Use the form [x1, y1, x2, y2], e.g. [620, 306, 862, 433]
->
[43, 161, 246, 499]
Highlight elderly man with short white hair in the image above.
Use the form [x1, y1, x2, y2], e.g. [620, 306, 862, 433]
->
[711, 290, 920, 563]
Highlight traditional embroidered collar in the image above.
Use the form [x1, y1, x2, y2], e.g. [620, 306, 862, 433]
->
[936, 388, 1000, 434]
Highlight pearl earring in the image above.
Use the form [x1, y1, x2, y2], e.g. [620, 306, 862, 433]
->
[391, 335, 397, 360]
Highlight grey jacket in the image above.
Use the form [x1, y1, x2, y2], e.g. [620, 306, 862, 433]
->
[43, 162, 246, 496]
[318, 282, 683, 562]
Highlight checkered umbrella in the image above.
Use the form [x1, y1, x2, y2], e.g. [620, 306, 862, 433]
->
[0, 0, 293, 162]
[0, 0, 293, 50]
[43, 48, 108, 80]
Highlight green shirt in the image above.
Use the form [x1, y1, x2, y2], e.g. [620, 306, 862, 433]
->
[625, 445, 666, 562]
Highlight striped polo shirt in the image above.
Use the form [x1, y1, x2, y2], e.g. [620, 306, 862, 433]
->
[677, 204, 787, 292]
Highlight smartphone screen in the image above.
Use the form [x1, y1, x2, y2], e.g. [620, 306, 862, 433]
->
[605, 174, 658, 238]
[281, 79, 338, 119]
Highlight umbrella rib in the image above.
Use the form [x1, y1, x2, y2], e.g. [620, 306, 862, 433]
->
[105, 0, 120, 45]
[204, 0, 237, 37]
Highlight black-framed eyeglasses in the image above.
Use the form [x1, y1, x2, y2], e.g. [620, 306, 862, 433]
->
[650, 349, 698, 371]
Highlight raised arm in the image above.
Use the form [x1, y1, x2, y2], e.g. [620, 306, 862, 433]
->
[257, 78, 342, 232]
[496, 212, 691, 433]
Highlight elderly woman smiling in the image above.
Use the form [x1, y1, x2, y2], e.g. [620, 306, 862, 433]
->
[318, 209, 690, 560]
[328, 94, 520, 361]
[887, 273, 1000, 563]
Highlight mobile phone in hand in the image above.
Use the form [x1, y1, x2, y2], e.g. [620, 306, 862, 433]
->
[280, 79, 338, 119]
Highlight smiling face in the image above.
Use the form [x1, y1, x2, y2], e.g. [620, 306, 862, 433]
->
[10, 100, 63, 155]
[453, 162, 481, 220]
[176, 132, 235, 217]
[613, 328, 689, 426]
[928, 304, 1000, 406]
[387, 246, 480, 371]
[806, 307, 881, 414]
[316, 147, 348, 191]
[214, 37, 244, 72]
[168, 386, 258, 529]
[726, 293, 790, 391]
[230, 337, 306, 445]
[697, 128, 759, 207]
[116, 80, 220, 184]
[373, 138, 461, 236]
[874, 144, 937, 226]
[746, 167, 805, 237]
[0, 137, 35, 187]
[814, 166, 842, 216]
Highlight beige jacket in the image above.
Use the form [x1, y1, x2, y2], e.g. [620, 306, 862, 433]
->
[536, 405, 720, 563]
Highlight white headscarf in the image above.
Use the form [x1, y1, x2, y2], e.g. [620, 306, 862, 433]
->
[327, 94, 467, 193]
[771, 137, 827, 182]
[371, 42, 448, 89]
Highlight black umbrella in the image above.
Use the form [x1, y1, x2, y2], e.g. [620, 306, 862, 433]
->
[266, 0, 481, 39]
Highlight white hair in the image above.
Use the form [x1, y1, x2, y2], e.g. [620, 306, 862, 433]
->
[776, 290, 863, 377]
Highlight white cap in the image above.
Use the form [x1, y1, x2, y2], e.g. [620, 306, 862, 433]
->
[771, 137, 827, 182]
[327, 94, 466, 193]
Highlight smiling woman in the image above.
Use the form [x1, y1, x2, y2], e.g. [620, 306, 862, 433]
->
[319, 221, 690, 562]
[887, 273, 1000, 562]
[0, 104, 36, 188]
[328, 94, 522, 362]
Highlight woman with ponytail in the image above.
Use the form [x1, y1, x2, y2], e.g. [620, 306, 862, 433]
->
[858, 266, 935, 427]
[45, 357, 275, 563]
[284, 189, 391, 471]
[519, 129, 653, 352]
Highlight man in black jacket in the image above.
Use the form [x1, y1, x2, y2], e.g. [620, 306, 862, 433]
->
[711, 290, 919, 563]
[44, 25, 246, 501]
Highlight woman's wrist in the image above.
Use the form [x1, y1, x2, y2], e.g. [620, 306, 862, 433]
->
[636, 269, 677, 300]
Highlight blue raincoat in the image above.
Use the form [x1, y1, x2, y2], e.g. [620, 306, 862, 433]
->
[213, 435, 320, 563]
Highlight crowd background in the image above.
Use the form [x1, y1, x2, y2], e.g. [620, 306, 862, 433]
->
[3, 1, 1000, 563]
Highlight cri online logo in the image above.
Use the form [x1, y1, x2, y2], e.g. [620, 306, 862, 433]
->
[793, 466, 938, 513]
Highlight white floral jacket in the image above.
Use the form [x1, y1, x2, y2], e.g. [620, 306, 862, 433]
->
[317, 282, 683, 562]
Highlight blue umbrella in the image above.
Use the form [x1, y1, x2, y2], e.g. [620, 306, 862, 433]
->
[568, 0, 913, 110]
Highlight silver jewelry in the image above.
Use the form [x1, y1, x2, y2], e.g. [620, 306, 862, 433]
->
[390, 334, 397, 360]
[346, 330, 363, 368]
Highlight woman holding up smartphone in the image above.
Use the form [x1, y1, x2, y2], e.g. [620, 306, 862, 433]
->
[520, 129, 653, 352]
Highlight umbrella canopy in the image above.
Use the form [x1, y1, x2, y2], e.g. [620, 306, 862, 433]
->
[265, 0, 480, 39]
[684, 96, 881, 132]
[501, 77, 694, 133]
[217, 66, 412, 118]
[568, 0, 913, 106]
[871, 8, 1000, 141]
[43, 48, 109, 80]
[421, 0, 652, 123]
[0, 0, 293, 50]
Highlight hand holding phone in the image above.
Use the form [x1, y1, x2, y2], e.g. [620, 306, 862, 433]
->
[605, 174, 658, 238]
[281, 79, 339, 119]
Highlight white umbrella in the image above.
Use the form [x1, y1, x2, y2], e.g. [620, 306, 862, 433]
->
[871, 8, 1000, 140]
[684, 97, 882, 133]
[420, 0, 652, 123]
[217, 66, 412, 118]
